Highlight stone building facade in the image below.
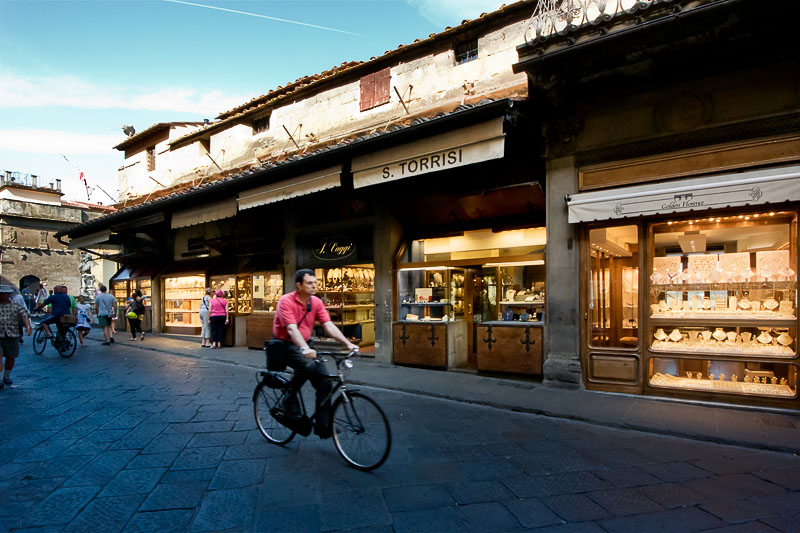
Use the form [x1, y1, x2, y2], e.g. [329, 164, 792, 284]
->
[0, 171, 114, 305]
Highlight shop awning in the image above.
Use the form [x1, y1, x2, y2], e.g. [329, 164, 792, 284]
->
[566, 164, 800, 223]
[171, 198, 237, 229]
[237, 166, 341, 210]
[351, 117, 505, 189]
[111, 265, 158, 282]
[68, 229, 112, 249]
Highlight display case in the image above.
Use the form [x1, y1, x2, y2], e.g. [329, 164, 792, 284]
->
[646, 211, 799, 400]
[315, 266, 375, 345]
[395, 266, 468, 368]
[398, 267, 465, 321]
[486, 262, 545, 322]
[252, 272, 282, 312]
[163, 275, 205, 333]
[209, 274, 254, 315]
[111, 279, 152, 306]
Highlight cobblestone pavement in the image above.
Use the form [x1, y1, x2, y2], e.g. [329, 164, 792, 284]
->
[2, 340, 799, 532]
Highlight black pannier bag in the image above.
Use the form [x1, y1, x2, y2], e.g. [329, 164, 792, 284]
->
[265, 338, 287, 372]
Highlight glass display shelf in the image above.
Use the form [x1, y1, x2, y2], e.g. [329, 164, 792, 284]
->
[648, 357, 797, 398]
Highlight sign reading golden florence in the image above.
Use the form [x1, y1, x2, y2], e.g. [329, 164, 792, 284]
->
[313, 238, 356, 261]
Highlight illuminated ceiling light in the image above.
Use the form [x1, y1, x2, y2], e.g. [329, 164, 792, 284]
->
[769, 212, 776, 216]
[754, 214, 760, 218]
[745, 216, 751, 220]
[738, 215, 744, 219]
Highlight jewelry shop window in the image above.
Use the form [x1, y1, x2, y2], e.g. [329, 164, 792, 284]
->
[589, 225, 639, 349]
[647, 211, 798, 399]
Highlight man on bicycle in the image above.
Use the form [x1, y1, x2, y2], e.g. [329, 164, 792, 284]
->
[273, 269, 358, 438]
[34, 285, 72, 339]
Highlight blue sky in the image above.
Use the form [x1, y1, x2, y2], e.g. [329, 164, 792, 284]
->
[0, 0, 506, 203]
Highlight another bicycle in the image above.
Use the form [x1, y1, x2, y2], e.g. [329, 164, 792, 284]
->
[32, 321, 77, 358]
[252, 349, 391, 471]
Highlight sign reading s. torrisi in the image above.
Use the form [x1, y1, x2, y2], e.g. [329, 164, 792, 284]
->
[352, 118, 505, 189]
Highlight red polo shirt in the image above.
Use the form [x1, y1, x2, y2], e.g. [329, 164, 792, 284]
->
[273, 291, 331, 341]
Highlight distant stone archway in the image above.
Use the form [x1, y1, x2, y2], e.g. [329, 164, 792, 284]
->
[19, 275, 41, 312]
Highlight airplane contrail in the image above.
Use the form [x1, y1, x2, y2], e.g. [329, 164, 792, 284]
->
[163, 0, 360, 36]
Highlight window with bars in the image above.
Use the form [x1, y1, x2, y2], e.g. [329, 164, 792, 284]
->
[360, 67, 391, 112]
[146, 146, 156, 171]
[454, 39, 478, 65]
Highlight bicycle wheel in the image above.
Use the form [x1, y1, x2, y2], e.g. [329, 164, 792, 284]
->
[32, 327, 47, 355]
[332, 391, 391, 471]
[57, 329, 77, 358]
[253, 381, 296, 445]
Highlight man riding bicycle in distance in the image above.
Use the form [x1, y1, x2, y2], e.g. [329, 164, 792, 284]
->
[273, 269, 358, 438]
[34, 285, 72, 339]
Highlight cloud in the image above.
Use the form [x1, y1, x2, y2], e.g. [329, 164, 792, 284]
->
[0, 129, 121, 155]
[0, 73, 251, 115]
[407, 0, 505, 27]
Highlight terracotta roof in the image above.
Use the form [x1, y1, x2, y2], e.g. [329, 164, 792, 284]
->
[60, 98, 519, 239]
[62, 200, 117, 213]
[114, 122, 206, 151]
[169, 0, 533, 149]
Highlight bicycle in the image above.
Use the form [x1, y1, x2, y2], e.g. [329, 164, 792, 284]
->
[252, 349, 391, 471]
[32, 320, 77, 358]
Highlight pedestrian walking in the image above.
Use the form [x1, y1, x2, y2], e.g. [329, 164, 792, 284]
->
[199, 287, 212, 348]
[11, 289, 26, 343]
[75, 294, 93, 348]
[209, 289, 229, 349]
[0, 285, 32, 389]
[126, 290, 146, 341]
[35, 282, 48, 310]
[95, 284, 116, 345]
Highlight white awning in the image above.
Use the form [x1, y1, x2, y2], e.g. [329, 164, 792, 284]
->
[237, 165, 341, 211]
[68, 229, 112, 249]
[352, 117, 505, 189]
[566, 164, 800, 223]
[171, 198, 237, 229]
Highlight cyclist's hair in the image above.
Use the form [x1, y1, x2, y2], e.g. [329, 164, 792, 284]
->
[295, 269, 315, 284]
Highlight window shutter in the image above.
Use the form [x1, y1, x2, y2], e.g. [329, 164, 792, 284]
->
[374, 67, 390, 107]
[360, 73, 375, 112]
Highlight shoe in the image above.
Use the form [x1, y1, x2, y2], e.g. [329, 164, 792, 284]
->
[140, 334, 145, 340]
[130, 337, 136, 341]
[19, 338, 23, 344]
[102, 342, 110, 346]
[110, 337, 115, 344]
[314, 425, 332, 439]
[3, 377, 12, 385]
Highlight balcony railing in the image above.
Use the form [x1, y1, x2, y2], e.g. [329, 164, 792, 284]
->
[0, 170, 61, 191]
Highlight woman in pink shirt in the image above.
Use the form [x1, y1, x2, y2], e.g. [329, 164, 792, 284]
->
[209, 289, 229, 349]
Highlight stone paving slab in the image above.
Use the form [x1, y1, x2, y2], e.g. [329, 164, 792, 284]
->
[2, 337, 800, 531]
[113, 332, 800, 453]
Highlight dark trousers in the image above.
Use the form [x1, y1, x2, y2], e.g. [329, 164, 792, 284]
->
[284, 344, 334, 428]
[128, 317, 142, 338]
[209, 316, 226, 343]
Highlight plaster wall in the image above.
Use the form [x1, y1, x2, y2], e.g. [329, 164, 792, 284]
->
[0, 188, 62, 205]
[119, 124, 203, 200]
[122, 18, 530, 198]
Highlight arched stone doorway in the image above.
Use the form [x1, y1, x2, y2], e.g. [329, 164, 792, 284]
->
[19, 275, 41, 313]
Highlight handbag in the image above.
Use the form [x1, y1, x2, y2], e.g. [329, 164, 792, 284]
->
[127, 311, 139, 319]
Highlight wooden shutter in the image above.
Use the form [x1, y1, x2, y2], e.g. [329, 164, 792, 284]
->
[374, 67, 390, 107]
[360, 73, 375, 112]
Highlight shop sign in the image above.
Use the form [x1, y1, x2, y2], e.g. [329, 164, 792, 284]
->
[352, 118, 505, 189]
[313, 238, 356, 261]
